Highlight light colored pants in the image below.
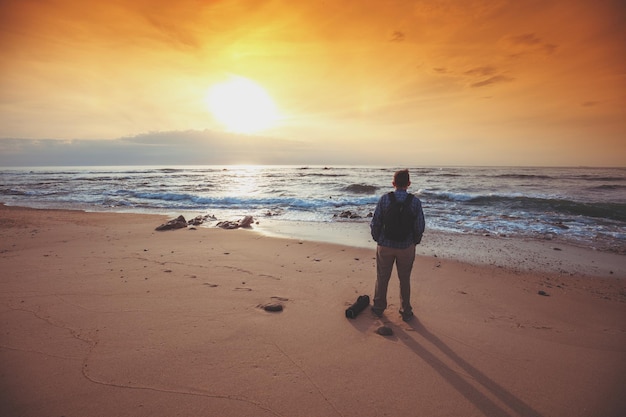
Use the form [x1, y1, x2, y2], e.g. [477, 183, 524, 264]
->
[373, 244, 416, 315]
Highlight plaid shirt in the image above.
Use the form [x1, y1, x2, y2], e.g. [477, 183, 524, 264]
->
[370, 189, 425, 249]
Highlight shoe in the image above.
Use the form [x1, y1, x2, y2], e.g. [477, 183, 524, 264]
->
[401, 312, 414, 322]
[371, 307, 383, 318]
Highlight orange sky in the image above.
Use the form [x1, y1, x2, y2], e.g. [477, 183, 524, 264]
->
[1, 0, 625, 166]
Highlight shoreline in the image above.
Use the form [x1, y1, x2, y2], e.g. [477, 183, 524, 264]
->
[2, 203, 624, 278]
[1, 204, 625, 417]
[251, 217, 625, 278]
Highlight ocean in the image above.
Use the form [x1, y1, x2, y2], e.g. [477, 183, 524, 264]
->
[1, 166, 625, 253]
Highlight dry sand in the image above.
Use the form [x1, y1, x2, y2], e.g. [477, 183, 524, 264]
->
[1, 204, 624, 417]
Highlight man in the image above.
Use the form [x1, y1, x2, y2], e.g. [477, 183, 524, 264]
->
[370, 169, 425, 321]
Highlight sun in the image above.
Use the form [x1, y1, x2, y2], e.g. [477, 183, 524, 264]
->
[206, 76, 279, 134]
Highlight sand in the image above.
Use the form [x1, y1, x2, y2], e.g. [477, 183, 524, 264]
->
[0, 204, 624, 417]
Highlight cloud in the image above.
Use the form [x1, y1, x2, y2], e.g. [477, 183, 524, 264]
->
[509, 33, 542, 46]
[470, 75, 514, 88]
[390, 31, 405, 42]
[507, 33, 558, 55]
[0, 130, 313, 166]
[464, 66, 497, 77]
[433, 64, 513, 89]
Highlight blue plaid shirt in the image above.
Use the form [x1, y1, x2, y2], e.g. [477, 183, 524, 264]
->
[370, 189, 425, 249]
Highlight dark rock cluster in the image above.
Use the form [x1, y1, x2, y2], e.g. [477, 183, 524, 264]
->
[155, 213, 254, 231]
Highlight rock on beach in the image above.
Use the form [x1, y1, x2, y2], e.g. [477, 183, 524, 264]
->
[155, 215, 188, 231]
[216, 215, 255, 229]
[155, 214, 247, 231]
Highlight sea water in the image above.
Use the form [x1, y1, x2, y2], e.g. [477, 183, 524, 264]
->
[1, 166, 624, 253]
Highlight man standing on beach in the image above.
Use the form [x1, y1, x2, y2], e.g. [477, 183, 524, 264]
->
[370, 169, 425, 321]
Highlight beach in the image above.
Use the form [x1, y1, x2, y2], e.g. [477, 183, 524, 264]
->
[1, 204, 625, 417]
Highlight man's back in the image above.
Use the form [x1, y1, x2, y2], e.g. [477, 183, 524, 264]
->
[370, 189, 425, 248]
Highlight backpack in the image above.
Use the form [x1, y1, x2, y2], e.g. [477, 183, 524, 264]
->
[382, 192, 415, 241]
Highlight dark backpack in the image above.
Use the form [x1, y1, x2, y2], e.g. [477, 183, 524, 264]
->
[382, 192, 415, 241]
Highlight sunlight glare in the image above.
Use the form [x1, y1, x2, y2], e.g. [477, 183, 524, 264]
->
[206, 76, 278, 134]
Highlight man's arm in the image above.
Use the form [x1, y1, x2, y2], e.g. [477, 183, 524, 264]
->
[413, 199, 425, 244]
[370, 198, 384, 242]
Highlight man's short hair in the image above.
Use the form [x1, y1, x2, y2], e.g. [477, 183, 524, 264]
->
[394, 169, 410, 187]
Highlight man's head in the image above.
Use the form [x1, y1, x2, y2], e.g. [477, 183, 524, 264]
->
[393, 169, 410, 189]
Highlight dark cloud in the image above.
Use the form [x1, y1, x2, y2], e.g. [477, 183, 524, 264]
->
[0, 130, 311, 166]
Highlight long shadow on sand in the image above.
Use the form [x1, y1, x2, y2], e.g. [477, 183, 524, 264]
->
[391, 317, 545, 417]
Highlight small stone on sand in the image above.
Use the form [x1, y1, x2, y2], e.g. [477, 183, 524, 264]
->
[262, 303, 283, 312]
[376, 326, 393, 336]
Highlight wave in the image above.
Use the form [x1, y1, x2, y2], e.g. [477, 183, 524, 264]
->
[434, 173, 462, 177]
[157, 168, 185, 173]
[343, 184, 378, 194]
[420, 190, 475, 202]
[299, 173, 349, 178]
[494, 174, 552, 180]
[124, 191, 330, 210]
[466, 195, 626, 222]
[573, 175, 624, 182]
[589, 184, 626, 191]
[421, 190, 626, 222]
[113, 190, 379, 213]
[0, 188, 29, 196]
